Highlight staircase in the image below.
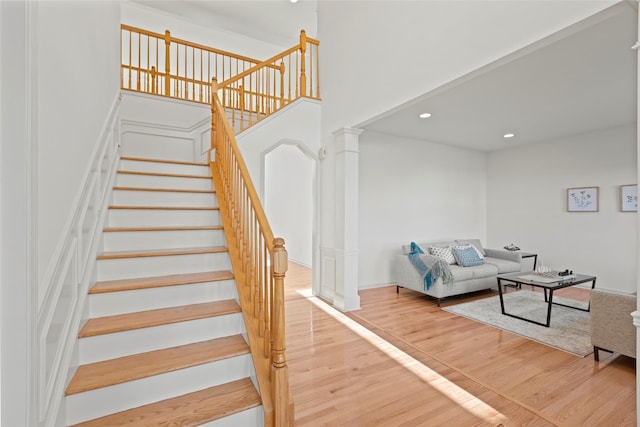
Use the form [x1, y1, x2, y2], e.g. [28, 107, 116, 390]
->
[64, 156, 264, 426]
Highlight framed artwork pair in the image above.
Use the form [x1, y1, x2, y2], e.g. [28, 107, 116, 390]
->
[566, 185, 637, 212]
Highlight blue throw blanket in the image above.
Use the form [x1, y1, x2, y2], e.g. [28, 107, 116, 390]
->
[407, 242, 454, 290]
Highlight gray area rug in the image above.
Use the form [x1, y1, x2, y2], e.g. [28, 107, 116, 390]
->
[442, 290, 592, 357]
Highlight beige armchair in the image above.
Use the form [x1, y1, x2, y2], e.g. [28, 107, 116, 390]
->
[590, 288, 636, 361]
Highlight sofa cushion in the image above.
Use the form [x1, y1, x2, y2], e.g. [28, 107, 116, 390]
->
[452, 246, 484, 267]
[470, 263, 499, 279]
[429, 246, 456, 265]
[483, 257, 520, 273]
[455, 239, 486, 256]
[447, 264, 474, 281]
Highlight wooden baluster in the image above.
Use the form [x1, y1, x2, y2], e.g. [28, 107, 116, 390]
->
[151, 66, 157, 94]
[128, 31, 132, 90]
[279, 62, 285, 106]
[164, 30, 171, 96]
[271, 237, 290, 426]
[315, 43, 321, 99]
[240, 83, 245, 125]
[299, 30, 307, 97]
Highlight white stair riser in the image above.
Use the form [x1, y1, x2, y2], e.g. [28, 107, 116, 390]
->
[116, 173, 213, 190]
[78, 314, 244, 364]
[112, 189, 218, 207]
[97, 252, 231, 281]
[120, 159, 210, 176]
[107, 208, 220, 227]
[102, 229, 225, 251]
[66, 354, 253, 426]
[202, 406, 264, 427]
[89, 279, 237, 317]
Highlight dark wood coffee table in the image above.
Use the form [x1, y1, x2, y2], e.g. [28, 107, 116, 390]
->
[496, 271, 597, 327]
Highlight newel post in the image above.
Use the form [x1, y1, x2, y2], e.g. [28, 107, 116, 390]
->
[164, 30, 171, 96]
[299, 30, 307, 97]
[271, 238, 291, 425]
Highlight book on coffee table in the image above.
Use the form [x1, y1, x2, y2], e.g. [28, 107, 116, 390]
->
[517, 273, 577, 283]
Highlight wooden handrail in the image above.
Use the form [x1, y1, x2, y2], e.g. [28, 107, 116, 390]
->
[217, 30, 320, 133]
[210, 88, 293, 426]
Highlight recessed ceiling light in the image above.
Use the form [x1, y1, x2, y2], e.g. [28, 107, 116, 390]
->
[419, 112, 432, 119]
[290, 0, 298, 3]
[503, 133, 515, 138]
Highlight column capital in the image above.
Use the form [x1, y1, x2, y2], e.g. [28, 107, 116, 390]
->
[332, 127, 364, 137]
[332, 127, 363, 154]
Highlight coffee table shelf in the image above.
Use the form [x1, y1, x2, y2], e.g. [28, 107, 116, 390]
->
[496, 271, 597, 327]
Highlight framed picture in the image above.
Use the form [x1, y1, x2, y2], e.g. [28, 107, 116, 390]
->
[567, 187, 599, 212]
[620, 184, 637, 212]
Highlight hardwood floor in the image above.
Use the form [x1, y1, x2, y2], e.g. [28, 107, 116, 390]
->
[285, 263, 636, 426]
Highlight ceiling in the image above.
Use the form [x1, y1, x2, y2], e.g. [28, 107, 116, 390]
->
[360, 4, 638, 152]
[133, 1, 636, 152]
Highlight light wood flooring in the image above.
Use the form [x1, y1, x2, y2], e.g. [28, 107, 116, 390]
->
[284, 263, 636, 426]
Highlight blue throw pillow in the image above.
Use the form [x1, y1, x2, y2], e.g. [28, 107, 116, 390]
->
[452, 246, 484, 267]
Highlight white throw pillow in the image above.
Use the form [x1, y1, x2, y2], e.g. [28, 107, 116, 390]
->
[429, 246, 456, 265]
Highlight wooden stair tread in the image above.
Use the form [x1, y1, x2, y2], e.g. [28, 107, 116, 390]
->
[113, 186, 216, 194]
[65, 335, 249, 395]
[103, 225, 223, 232]
[78, 299, 241, 338]
[108, 205, 219, 211]
[70, 378, 260, 426]
[120, 156, 209, 167]
[90, 270, 234, 294]
[118, 170, 212, 179]
[97, 246, 228, 260]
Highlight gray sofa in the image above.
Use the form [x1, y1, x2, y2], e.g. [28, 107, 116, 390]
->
[391, 239, 523, 306]
[590, 288, 636, 361]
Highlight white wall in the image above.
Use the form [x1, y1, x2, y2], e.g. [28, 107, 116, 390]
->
[359, 131, 488, 288]
[1, 3, 34, 425]
[487, 124, 637, 293]
[236, 99, 321, 271]
[1, 2, 121, 425]
[37, 1, 121, 287]
[265, 145, 314, 267]
[120, 92, 211, 163]
[121, 1, 287, 61]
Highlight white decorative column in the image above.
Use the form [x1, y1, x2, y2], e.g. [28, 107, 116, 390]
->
[332, 127, 362, 311]
[634, 8, 640, 425]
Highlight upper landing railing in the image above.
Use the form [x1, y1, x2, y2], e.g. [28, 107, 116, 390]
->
[121, 24, 320, 131]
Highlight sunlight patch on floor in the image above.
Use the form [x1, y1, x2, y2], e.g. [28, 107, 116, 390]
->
[303, 292, 508, 424]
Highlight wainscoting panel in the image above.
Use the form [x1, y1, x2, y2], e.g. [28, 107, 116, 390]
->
[320, 246, 336, 303]
[39, 237, 77, 421]
[38, 94, 121, 426]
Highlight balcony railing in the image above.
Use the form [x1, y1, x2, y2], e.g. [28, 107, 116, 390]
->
[121, 24, 273, 104]
[121, 25, 320, 121]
